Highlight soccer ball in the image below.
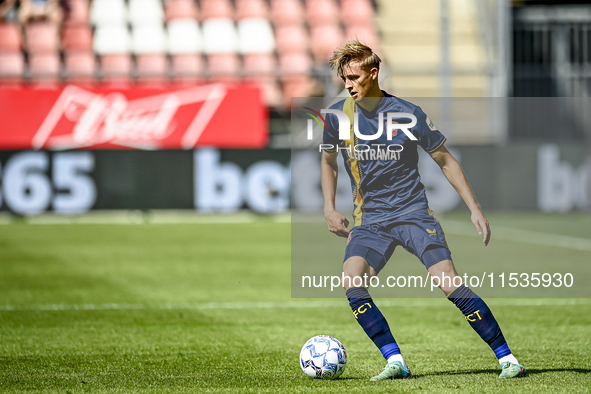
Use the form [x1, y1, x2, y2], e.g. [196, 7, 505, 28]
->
[299, 335, 347, 379]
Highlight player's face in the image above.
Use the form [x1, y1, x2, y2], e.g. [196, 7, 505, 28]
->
[341, 61, 380, 102]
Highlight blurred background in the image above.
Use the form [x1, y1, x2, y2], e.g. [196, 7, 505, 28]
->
[0, 0, 590, 216]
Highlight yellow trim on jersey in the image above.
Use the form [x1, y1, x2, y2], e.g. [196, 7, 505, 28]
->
[342, 98, 365, 226]
[427, 208, 439, 222]
[426, 137, 447, 153]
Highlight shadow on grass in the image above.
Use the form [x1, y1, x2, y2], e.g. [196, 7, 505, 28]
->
[415, 368, 591, 378]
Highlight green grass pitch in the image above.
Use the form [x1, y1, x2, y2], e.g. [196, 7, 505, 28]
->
[0, 212, 590, 393]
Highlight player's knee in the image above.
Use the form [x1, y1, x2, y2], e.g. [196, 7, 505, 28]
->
[342, 257, 375, 290]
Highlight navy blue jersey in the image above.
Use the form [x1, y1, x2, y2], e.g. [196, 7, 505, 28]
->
[323, 92, 446, 226]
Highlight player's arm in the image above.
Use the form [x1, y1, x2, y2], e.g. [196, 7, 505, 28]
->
[429, 145, 491, 246]
[320, 150, 350, 237]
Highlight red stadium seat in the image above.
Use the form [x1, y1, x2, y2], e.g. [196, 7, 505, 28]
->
[207, 53, 241, 81]
[136, 54, 168, 77]
[101, 53, 131, 76]
[310, 24, 345, 62]
[29, 52, 61, 87]
[171, 53, 204, 77]
[0, 52, 24, 79]
[341, 0, 375, 25]
[270, 0, 304, 26]
[62, 24, 93, 52]
[236, 0, 268, 20]
[281, 75, 312, 107]
[305, 0, 339, 26]
[0, 23, 22, 52]
[25, 22, 59, 54]
[64, 0, 90, 25]
[165, 0, 198, 21]
[245, 76, 284, 107]
[201, 0, 234, 20]
[274, 24, 309, 54]
[136, 54, 169, 87]
[340, 0, 374, 6]
[65, 51, 95, 83]
[243, 53, 276, 76]
[100, 54, 131, 86]
[345, 24, 379, 52]
[279, 52, 312, 76]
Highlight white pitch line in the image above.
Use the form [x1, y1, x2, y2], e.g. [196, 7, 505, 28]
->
[19, 212, 291, 225]
[442, 220, 591, 252]
[1, 298, 590, 312]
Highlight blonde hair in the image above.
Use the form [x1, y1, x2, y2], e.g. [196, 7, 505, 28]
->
[329, 39, 381, 78]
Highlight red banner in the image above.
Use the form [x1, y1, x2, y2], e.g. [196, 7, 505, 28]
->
[0, 84, 268, 150]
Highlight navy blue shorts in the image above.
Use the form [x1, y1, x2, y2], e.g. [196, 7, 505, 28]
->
[344, 209, 452, 274]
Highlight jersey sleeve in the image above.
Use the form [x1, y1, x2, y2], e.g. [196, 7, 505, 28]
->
[322, 111, 339, 153]
[413, 106, 446, 153]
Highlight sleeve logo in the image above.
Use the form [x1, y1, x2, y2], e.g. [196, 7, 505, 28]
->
[426, 116, 437, 131]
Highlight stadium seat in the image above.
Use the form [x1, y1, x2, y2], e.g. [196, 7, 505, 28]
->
[62, 24, 93, 52]
[279, 52, 312, 76]
[310, 24, 345, 62]
[202, 18, 238, 54]
[63, 0, 90, 25]
[0, 52, 24, 79]
[128, 0, 164, 26]
[236, 0, 268, 20]
[341, 0, 375, 26]
[164, 0, 198, 21]
[237, 18, 275, 54]
[136, 53, 168, 84]
[167, 19, 202, 54]
[305, 0, 339, 26]
[245, 76, 284, 107]
[65, 51, 95, 80]
[93, 25, 131, 54]
[201, 0, 234, 20]
[25, 22, 59, 54]
[90, 0, 127, 26]
[243, 53, 276, 76]
[171, 53, 204, 78]
[0, 23, 22, 52]
[100, 53, 131, 79]
[345, 24, 379, 52]
[29, 52, 61, 83]
[281, 75, 312, 106]
[207, 53, 240, 80]
[132, 25, 167, 54]
[270, 0, 304, 26]
[274, 24, 309, 54]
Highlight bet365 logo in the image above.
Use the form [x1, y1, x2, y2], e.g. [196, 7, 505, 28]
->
[304, 107, 418, 141]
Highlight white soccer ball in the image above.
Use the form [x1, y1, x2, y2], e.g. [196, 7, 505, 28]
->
[299, 335, 347, 379]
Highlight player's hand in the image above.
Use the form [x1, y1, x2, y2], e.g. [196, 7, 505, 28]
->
[471, 210, 491, 246]
[324, 210, 350, 237]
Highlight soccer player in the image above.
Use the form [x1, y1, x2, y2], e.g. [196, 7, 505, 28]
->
[320, 40, 526, 380]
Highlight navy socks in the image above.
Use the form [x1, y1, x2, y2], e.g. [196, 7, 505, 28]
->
[346, 284, 512, 362]
[448, 284, 509, 354]
[346, 286, 400, 359]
